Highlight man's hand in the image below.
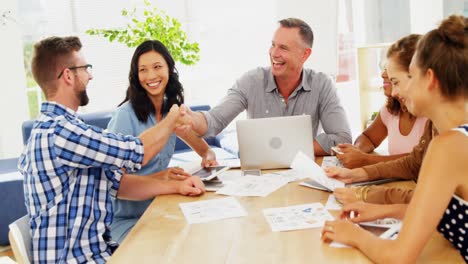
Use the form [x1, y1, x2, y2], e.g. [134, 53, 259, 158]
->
[174, 104, 193, 132]
[334, 144, 370, 169]
[151, 167, 191, 181]
[167, 104, 193, 134]
[324, 167, 369, 184]
[177, 176, 206, 196]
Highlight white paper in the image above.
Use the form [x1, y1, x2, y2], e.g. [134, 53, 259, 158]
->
[291, 151, 344, 191]
[365, 218, 401, 226]
[218, 159, 241, 168]
[217, 169, 243, 182]
[0, 257, 16, 264]
[175, 161, 203, 175]
[263, 203, 334, 232]
[325, 194, 342, 210]
[265, 169, 308, 183]
[179, 197, 247, 224]
[216, 175, 288, 197]
[321, 156, 344, 169]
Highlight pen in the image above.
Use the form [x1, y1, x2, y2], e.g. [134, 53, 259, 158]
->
[331, 146, 344, 155]
[389, 230, 399, 240]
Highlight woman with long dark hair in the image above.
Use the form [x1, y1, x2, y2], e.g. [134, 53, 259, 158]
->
[107, 40, 217, 243]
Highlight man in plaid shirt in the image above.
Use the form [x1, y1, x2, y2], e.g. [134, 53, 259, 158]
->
[18, 36, 205, 263]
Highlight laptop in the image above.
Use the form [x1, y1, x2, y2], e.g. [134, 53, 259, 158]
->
[236, 115, 314, 170]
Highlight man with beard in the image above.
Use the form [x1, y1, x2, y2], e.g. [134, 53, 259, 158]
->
[18, 36, 205, 263]
[187, 18, 351, 155]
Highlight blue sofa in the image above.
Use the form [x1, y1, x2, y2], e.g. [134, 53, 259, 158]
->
[0, 157, 25, 245]
[0, 105, 238, 245]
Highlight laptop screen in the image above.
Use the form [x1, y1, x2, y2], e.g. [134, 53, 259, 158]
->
[236, 115, 314, 170]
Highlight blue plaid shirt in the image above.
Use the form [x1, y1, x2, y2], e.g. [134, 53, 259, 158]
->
[18, 102, 144, 263]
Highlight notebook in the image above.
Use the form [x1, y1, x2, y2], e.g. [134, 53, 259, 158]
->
[236, 115, 314, 170]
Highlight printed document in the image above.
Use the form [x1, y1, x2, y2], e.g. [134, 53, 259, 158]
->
[321, 156, 344, 168]
[325, 194, 342, 210]
[263, 203, 334, 232]
[216, 175, 288, 197]
[265, 169, 308, 183]
[179, 197, 247, 224]
[291, 151, 345, 191]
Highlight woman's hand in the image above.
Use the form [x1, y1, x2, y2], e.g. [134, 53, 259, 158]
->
[324, 167, 368, 184]
[333, 187, 359, 205]
[201, 148, 218, 167]
[340, 201, 389, 223]
[335, 144, 370, 169]
[321, 219, 362, 247]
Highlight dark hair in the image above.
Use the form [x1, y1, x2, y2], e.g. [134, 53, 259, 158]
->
[120, 40, 184, 122]
[415, 15, 468, 99]
[31, 36, 82, 98]
[385, 34, 422, 115]
[278, 18, 314, 48]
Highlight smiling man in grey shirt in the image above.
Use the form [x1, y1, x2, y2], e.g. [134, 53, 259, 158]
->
[188, 18, 351, 155]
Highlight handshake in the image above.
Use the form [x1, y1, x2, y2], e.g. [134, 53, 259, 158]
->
[167, 104, 204, 135]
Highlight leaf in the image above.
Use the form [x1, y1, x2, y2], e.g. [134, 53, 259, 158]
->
[84, 2, 200, 65]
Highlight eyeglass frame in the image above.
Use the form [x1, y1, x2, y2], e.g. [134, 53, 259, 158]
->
[57, 64, 93, 79]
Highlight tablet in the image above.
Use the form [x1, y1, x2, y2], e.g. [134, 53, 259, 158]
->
[359, 222, 400, 239]
[360, 224, 391, 237]
[191, 166, 230, 181]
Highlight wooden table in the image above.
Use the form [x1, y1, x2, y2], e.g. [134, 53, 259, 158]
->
[110, 159, 464, 263]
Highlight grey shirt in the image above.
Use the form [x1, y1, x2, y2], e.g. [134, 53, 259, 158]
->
[203, 67, 352, 153]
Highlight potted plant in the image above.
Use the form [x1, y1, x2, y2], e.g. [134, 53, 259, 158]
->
[86, 0, 200, 65]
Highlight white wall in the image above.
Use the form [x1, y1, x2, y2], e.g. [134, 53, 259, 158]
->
[410, 0, 443, 34]
[0, 0, 29, 158]
[0, 0, 340, 157]
[76, 0, 338, 110]
[276, 0, 338, 77]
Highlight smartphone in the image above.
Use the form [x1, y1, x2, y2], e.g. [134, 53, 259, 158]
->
[242, 169, 262, 176]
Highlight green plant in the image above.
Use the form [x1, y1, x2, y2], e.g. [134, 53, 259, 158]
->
[86, 0, 200, 65]
[23, 41, 37, 88]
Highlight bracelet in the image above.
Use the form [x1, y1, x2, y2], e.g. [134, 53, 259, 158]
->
[354, 187, 363, 201]
[362, 186, 371, 202]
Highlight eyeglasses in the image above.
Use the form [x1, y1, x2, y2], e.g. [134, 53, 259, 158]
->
[57, 64, 93, 79]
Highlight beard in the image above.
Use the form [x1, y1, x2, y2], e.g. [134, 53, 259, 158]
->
[79, 90, 89, 106]
[74, 77, 89, 106]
